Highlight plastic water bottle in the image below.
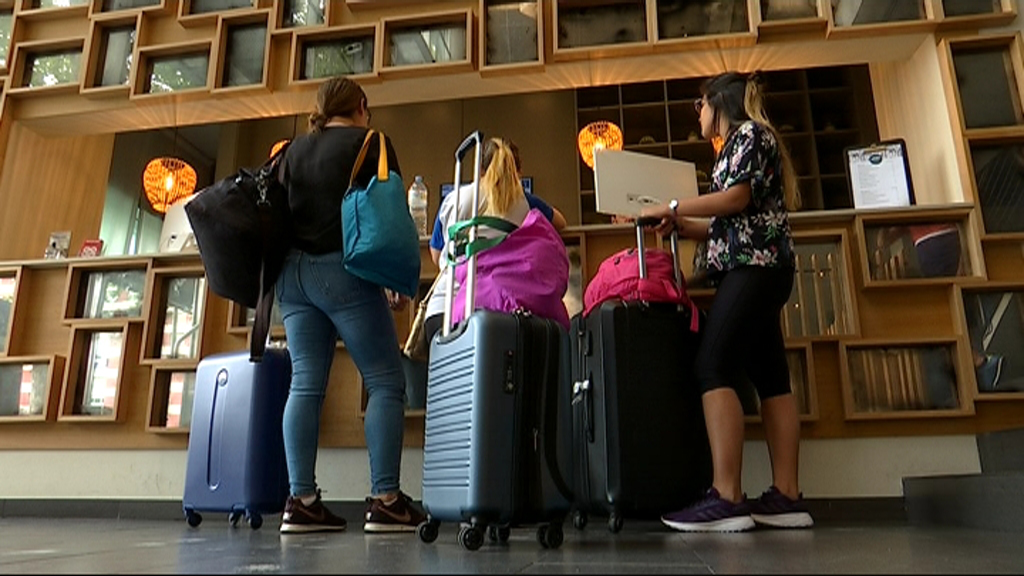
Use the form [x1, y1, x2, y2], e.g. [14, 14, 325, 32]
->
[408, 175, 429, 238]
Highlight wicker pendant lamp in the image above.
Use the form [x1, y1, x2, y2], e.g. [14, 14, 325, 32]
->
[143, 157, 197, 214]
[577, 121, 623, 169]
[270, 139, 290, 158]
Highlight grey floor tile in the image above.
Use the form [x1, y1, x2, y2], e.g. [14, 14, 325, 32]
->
[1, 518, 1023, 574]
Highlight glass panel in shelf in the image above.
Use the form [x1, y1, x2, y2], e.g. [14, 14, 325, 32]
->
[0, 275, 13, 354]
[961, 289, 1024, 393]
[282, 0, 325, 27]
[942, 0, 1001, 16]
[784, 134, 814, 178]
[863, 221, 972, 281]
[164, 371, 196, 428]
[847, 345, 959, 412]
[970, 143, 1024, 234]
[31, 0, 88, 7]
[762, 0, 818, 20]
[101, 0, 159, 10]
[486, 0, 539, 66]
[77, 331, 122, 417]
[190, 0, 251, 15]
[830, 0, 926, 27]
[24, 50, 82, 88]
[223, 23, 267, 87]
[302, 37, 375, 79]
[243, 294, 285, 328]
[666, 77, 704, 101]
[820, 174, 852, 210]
[784, 240, 854, 338]
[952, 45, 1023, 129]
[95, 26, 135, 87]
[161, 277, 206, 360]
[146, 53, 209, 93]
[82, 269, 146, 319]
[656, 0, 749, 39]
[389, 22, 467, 66]
[0, 10, 13, 70]
[557, 0, 647, 49]
[0, 363, 48, 417]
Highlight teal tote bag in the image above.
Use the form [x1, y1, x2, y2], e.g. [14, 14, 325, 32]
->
[341, 130, 421, 297]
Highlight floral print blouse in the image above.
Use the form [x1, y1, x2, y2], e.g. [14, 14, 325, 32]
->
[703, 120, 795, 276]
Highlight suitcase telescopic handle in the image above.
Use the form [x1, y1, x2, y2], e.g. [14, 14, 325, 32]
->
[634, 217, 683, 290]
[442, 131, 485, 337]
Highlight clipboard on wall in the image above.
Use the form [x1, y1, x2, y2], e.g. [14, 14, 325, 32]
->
[844, 139, 916, 209]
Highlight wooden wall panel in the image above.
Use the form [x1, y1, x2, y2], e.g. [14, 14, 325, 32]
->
[0, 122, 114, 261]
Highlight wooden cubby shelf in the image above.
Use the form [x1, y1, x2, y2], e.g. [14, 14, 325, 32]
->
[140, 265, 208, 365]
[380, 8, 475, 79]
[58, 321, 139, 422]
[211, 9, 272, 94]
[0, 266, 22, 356]
[840, 337, 974, 420]
[478, 0, 543, 74]
[0, 355, 65, 422]
[61, 259, 150, 326]
[146, 364, 197, 433]
[289, 22, 380, 88]
[951, 281, 1024, 400]
[130, 40, 213, 100]
[80, 12, 139, 96]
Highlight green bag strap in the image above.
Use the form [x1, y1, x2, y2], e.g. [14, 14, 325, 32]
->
[445, 216, 518, 264]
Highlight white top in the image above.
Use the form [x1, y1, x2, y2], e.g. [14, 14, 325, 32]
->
[425, 184, 531, 320]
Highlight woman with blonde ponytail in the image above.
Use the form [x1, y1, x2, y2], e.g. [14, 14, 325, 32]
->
[641, 71, 812, 533]
[424, 137, 567, 341]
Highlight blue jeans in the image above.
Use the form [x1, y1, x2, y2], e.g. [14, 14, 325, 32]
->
[276, 250, 405, 497]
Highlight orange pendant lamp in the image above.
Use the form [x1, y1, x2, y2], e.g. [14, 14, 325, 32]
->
[577, 121, 624, 170]
[143, 157, 197, 214]
[270, 139, 290, 158]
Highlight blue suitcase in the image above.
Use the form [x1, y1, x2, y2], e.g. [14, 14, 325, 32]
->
[417, 132, 573, 551]
[182, 348, 291, 530]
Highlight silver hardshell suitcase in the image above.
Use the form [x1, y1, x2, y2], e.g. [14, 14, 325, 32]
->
[417, 131, 573, 552]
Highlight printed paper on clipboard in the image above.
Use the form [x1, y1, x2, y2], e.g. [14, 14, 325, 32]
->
[844, 139, 915, 210]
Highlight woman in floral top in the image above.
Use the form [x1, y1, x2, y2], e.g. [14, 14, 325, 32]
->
[641, 71, 812, 533]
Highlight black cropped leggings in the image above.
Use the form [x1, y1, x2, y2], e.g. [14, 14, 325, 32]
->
[696, 265, 795, 400]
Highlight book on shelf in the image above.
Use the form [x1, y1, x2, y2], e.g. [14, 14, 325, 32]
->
[44, 231, 71, 260]
[78, 239, 104, 258]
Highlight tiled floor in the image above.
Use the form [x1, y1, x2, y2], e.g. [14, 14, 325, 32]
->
[1, 516, 1022, 574]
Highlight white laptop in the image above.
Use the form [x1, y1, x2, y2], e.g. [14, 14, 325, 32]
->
[159, 195, 199, 253]
[593, 149, 699, 217]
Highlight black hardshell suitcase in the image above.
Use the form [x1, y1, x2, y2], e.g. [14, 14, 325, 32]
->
[417, 132, 573, 552]
[570, 218, 712, 533]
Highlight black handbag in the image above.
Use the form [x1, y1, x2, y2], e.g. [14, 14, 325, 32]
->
[185, 144, 292, 362]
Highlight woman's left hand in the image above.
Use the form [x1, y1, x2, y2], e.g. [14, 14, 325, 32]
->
[385, 289, 410, 311]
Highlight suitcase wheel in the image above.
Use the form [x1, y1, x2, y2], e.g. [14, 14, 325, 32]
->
[458, 524, 485, 551]
[487, 525, 511, 543]
[417, 519, 440, 544]
[608, 513, 623, 534]
[246, 512, 263, 530]
[537, 523, 563, 549]
[572, 510, 588, 531]
[185, 510, 202, 528]
[228, 512, 243, 527]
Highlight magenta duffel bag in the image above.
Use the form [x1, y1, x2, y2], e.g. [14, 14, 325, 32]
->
[452, 208, 570, 330]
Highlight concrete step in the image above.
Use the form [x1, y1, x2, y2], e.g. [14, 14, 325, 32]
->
[903, 471, 1024, 533]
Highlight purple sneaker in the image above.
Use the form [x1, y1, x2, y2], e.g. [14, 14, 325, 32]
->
[661, 488, 755, 533]
[749, 486, 814, 528]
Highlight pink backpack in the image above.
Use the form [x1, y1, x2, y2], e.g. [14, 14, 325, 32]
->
[583, 247, 699, 332]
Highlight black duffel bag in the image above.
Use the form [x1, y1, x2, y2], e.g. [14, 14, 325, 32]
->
[185, 144, 291, 361]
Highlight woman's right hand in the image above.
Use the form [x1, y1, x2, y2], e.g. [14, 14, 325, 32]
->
[638, 203, 677, 236]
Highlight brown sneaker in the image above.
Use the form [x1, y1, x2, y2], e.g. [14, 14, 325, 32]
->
[363, 492, 427, 533]
[280, 491, 348, 534]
